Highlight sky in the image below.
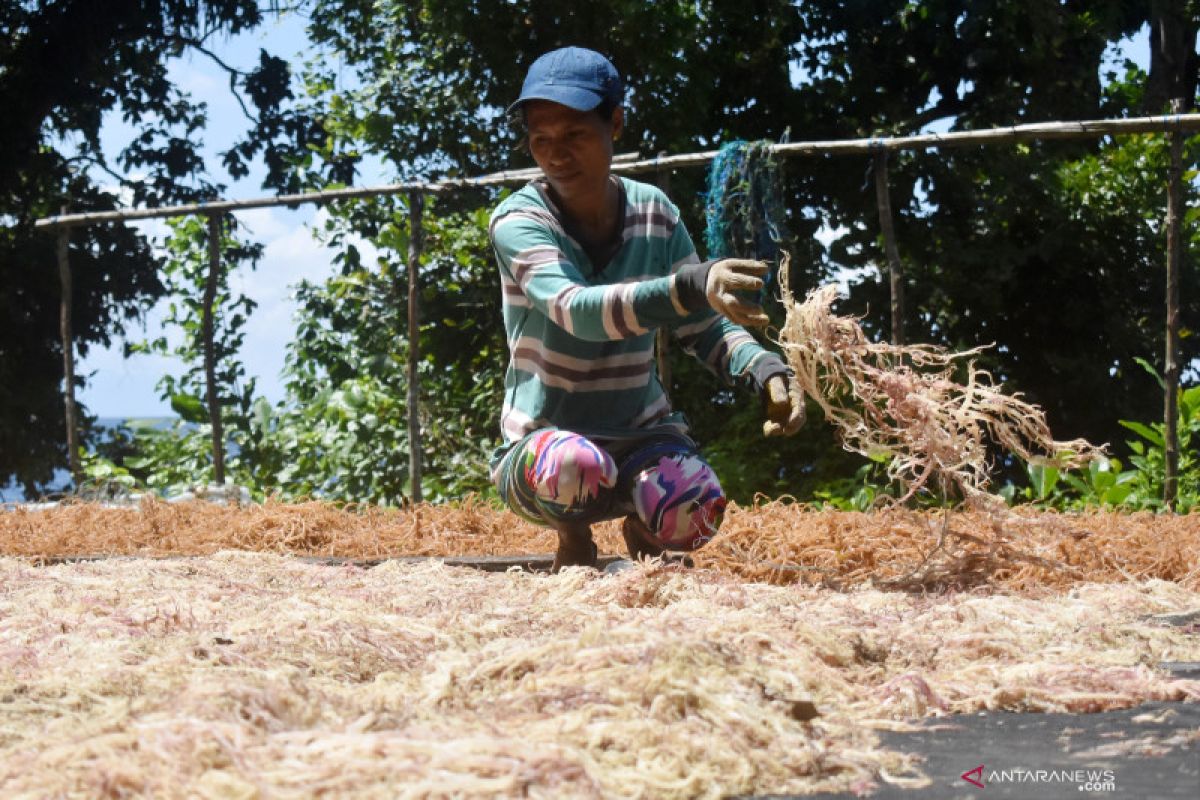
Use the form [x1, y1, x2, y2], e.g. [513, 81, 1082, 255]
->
[75, 19, 1153, 419]
[78, 11, 387, 418]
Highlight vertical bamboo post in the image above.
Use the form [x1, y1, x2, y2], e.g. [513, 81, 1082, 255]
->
[203, 214, 226, 486]
[654, 153, 672, 394]
[873, 149, 906, 346]
[55, 214, 81, 486]
[1163, 99, 1184, 510]
[407, 190, 424, 503]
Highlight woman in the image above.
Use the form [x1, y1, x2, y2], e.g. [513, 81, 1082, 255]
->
[489, 47, 804, 571]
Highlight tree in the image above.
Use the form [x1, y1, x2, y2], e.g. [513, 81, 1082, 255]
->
[254, 197, 504, 504]
[303, 0, 805, 181]
[1144, 0, 1199, 114]
[0, 161, 162, 490]
[89, 215, 266, 495]
[0, 1, 325, 493]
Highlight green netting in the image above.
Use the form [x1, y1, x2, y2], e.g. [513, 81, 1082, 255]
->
[703, 138, 790, 263]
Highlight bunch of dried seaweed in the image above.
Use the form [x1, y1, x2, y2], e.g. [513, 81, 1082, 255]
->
[1, 555, 1197, 798]
[700, 501, 1200, 592]
[775, 256, 1105, 507]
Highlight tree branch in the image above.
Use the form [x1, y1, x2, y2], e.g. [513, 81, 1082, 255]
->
[904, 95, 969, 133]
[170, 36, 258, 123]
[76, 153, 137, 192]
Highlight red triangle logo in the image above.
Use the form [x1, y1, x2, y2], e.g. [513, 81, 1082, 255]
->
[961, 764, 985, 788]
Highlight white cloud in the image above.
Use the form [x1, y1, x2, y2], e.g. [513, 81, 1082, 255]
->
[171, 64, 222, 97]
[234, 207, 384, 404]
[236, 207, 293, 241]
[74, 18, 390, 421]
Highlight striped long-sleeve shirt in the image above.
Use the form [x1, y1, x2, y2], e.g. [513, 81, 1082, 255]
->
[488, 176, 786, 461]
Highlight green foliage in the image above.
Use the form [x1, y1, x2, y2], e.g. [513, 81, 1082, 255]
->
[851, 86, 1199, 456]
[1059, 459, 1139, 508]
[131, 215, 263, 426]
[88, 215, 265, 495]
[254, 196, 503, 504]
[255, 373, 421, 505]
[1004, 457, 1140, 509]
[95, 418, 233, 497]
[88, 197, 505, 505]
[89, 410, 280, 499]
[77, 447, 139, 498]
[794, 3, 1195, 456]
[303, 0, 805, 180]
[1115, 381, 1200, 511]
[809, 461, 894, 512]
[0, 159, 164, 494]
[1008, 378, 1200, 511]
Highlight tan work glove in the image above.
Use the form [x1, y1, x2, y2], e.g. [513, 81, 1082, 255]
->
[762, 372, 806, 437]
[705, 258, 769, 327]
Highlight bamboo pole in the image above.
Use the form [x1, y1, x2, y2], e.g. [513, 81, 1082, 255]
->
[34, 114, 1200, 230]
[407, 191, 424, 504]
[203, 214, 226, 486]
[873, 150, 906, 346]
[55, 214, 81, 486]
[767, 114, 1200, 157]
[1163, 100, 1184, 510]
[653, 152, 673, 395]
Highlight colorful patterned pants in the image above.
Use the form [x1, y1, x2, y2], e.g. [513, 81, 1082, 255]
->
[494, 429, 727, 551]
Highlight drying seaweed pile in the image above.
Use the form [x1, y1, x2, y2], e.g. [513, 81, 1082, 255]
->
[705, 500, 1200, 592]
[775, 258, 1105, 507]
[2, 499, 1196, 592]
[1, 554, 1197, 798]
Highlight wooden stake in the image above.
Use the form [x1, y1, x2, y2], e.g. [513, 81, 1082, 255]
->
[873, 150, 906, 345]
[1163, 100, 1184, 510]
[407, 191, 424, 503]
[203, 214, 226, 486]
[55, 215, 81, 486]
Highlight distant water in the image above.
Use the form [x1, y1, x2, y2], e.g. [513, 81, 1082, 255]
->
[1, 416, 178, 503]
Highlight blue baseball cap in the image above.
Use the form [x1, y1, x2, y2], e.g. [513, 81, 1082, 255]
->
[508, 47, 623, 115]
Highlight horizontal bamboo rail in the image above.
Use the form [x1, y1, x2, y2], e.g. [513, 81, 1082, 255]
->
[35, 113, 1200, 229]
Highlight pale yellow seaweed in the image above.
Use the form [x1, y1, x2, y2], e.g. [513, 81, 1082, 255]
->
[1, 555, 1198, 798]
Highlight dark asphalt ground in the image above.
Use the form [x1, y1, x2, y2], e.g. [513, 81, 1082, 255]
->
[751, 663, 1199, 800]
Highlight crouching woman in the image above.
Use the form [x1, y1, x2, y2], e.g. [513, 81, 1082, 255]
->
[488, 47, 804, 570]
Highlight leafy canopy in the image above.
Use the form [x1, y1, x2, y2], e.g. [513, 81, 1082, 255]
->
[0, 1, 327, 492]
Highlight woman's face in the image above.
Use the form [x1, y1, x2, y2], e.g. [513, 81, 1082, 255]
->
[525, 100, 623, 205]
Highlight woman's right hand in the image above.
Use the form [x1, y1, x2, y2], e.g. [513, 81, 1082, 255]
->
[705, 258, 769, 327]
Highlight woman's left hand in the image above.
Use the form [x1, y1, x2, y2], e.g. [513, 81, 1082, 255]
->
[762, 373, 806, 437]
